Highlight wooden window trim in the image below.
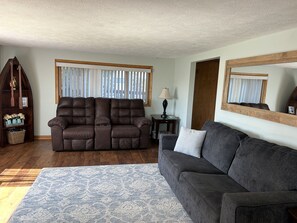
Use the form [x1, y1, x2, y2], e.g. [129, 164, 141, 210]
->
[55, 59, 153, 106]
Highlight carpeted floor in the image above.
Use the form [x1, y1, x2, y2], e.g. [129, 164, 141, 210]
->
[9, 163, 192, 223]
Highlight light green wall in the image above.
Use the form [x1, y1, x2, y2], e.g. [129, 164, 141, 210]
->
[0, 46, 175, 136]
[174, 27, 297, 148]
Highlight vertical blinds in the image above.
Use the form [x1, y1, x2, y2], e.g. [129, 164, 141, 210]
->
[60, 66, 150, 103]
[61, 67, 101, 97]
[228, 78, 263, 103]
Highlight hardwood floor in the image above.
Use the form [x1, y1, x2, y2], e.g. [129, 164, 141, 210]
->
[0, 140, 158, 223]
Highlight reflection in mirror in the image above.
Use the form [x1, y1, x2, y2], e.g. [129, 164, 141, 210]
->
[228, 72, 269, 110]
[228, 63, 297, 113]
[222, 50, 297, 127]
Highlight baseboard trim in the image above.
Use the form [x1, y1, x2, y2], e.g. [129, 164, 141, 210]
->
[34, 135, 51, 140]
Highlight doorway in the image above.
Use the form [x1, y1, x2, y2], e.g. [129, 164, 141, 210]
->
[191, 59, 220, 129]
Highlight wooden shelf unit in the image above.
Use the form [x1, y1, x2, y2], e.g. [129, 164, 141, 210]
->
[0, 57, 34, 147]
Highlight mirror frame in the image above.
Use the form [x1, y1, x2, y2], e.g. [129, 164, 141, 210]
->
[222, 50, 297, 127]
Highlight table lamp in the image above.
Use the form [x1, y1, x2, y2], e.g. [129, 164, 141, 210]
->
[159, 88, 171, 118]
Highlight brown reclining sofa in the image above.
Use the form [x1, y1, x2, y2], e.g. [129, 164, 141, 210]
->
[48, 97, 151, 151]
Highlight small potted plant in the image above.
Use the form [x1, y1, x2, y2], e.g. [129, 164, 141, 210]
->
[3, 113, 25, 127]
[17, 113, 25, 124]
[3, 114, 12, 126]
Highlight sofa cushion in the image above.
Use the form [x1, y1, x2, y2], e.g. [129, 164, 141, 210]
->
[201, 120, 248, 174]
[228, 137, 297, 192]
[57, 97, 95, 125]
[111, 99, 145, 125]
[95, 98, 110, 118]
[162, 150, 224, 180]
[178, 172, 247, 223]
[63, 125, 94, 139]
[112, 125, 140, 138]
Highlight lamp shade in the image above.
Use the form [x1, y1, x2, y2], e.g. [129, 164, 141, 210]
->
[159, 88, 171, 99]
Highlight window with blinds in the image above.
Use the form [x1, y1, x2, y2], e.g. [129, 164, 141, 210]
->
[55, 60, 153, 106]
[227, 72, 268, 104]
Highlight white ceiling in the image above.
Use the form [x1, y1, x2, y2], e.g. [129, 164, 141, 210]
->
[1, 0, 297, 58]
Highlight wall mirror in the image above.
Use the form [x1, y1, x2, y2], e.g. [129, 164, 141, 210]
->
[222, 50, 297, 127]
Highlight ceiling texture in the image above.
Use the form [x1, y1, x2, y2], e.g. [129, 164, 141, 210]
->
[1, 0, 297, 58]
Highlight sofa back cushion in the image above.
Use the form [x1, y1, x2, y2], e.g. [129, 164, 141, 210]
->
[228, 137, 297, 192]
[57, 97, 95, 125]
[95, 98, 111, 118]
[201, 121, 248, 174]
[111, 99, 145, 124]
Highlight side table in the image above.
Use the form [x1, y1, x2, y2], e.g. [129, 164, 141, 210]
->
[151, 115, 179, 140]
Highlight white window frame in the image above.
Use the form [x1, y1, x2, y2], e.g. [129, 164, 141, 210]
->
[55, 59, 153, 106]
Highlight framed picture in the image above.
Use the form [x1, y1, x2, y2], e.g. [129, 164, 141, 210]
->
[288, 106, 295, 114]
[22, 97, 28, 107]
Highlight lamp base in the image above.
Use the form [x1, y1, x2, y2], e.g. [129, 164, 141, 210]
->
[161, 99, 168, 119]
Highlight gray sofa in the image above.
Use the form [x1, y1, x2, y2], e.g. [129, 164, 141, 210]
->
[158, 120, 297, 223]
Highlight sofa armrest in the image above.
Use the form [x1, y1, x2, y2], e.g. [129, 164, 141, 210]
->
[133, 117, 151, 128]
[48, 117, 68, 129]
[95, 117, 110, 126]
[159, 134, 178, 152]
[220, 191, 297, 223]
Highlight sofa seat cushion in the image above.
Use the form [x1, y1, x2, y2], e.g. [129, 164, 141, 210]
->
[162, 150, 224, 180]
[112, 125, 140, 138]
[178, 172, 247, 223]
[63, 125, 94, 139]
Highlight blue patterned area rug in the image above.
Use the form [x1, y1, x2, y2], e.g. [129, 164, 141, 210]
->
[9, 163, 192, 223]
